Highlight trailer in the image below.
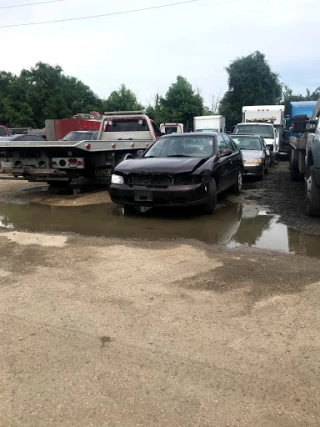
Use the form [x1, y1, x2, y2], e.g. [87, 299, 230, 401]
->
[0, 111, 161, 187]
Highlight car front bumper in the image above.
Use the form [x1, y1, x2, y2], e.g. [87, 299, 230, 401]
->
[109, 183, 208, 207]
[243, 163, 264, 177]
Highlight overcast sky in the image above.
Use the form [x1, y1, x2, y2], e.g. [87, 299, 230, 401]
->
[1, 0, 320, 106]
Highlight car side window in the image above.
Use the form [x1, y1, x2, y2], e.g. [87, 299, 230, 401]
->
[217, 134, 227, 150]
[222, 135, 236, 151]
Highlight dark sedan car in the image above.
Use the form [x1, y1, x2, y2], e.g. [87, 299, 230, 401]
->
[230, 134, 270, 180]
[109, 133, 243, 214]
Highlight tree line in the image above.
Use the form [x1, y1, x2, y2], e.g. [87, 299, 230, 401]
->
[0, 53, 319, 130]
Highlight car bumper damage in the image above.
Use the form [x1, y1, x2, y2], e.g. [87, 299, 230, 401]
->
[110, 183, 208, 207]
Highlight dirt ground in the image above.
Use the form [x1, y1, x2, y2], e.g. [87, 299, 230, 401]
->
[1, 168, 320, 426]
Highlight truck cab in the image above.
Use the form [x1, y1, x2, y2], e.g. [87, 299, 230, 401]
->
[160, 123, 184, 134]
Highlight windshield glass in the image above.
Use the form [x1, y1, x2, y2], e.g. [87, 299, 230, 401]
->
[145, 136, 214, 158]
[234, 124, 274, 139]
[231, 136, 262, 150]
[63, 132, 93, 141]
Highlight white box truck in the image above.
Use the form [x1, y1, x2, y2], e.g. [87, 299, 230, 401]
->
[193, 115, 226, 133]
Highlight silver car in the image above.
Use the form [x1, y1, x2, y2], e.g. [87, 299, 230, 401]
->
[230, 134, 270, 180]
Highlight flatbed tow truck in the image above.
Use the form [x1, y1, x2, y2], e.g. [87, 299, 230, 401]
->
[0, 111, 162, 187]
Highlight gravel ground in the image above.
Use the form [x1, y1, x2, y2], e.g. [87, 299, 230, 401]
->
[1, 233, 320, 427]
[243, 161, 320, 236]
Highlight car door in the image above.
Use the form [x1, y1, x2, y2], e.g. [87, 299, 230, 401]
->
[215, 134, 234, 191]
[222, 134, 241, 186]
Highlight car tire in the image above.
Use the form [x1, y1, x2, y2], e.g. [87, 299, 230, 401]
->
[123, 205, 136, 216]
[231, 170, 243, 195]
[203, 178, 217, 214]
[290, 149, 302, 181]
[306, 166, 320, 217]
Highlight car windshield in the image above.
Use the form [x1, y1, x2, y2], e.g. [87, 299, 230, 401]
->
[234, 124, 274, 139]
[63, 132, 93, 141]
[231, 136, 262, 150]
[145, 136, 214, 158]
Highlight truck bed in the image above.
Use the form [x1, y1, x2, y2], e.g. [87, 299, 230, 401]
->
[0, 139, 152, 152]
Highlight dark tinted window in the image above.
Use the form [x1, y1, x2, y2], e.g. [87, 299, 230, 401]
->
[105, 120, 149, 132]
[0, 127, 7, 136]
[234, 124, 274, 138]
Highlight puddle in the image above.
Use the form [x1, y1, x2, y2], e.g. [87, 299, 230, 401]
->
[0, 202, 320, 257]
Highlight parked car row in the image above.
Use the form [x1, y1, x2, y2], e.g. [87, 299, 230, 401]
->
[109, 131, 271, 214]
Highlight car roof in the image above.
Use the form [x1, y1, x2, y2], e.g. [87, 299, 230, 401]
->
[67, 130, 96, 133]
[230, 134, 261, 138]
[236, 123, 273, 126]
[161, 131, 219, 138]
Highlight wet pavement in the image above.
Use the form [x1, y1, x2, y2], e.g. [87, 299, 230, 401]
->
[1, 201, 320, 257]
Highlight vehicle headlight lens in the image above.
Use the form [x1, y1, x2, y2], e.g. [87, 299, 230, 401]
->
[111, 174, 124, 184]
[174, 174, 202, 185]
[244, 158, 262, 165]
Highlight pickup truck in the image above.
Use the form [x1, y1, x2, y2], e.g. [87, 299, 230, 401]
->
[0, 111, 162, 187]
[291, 99, 320, 216]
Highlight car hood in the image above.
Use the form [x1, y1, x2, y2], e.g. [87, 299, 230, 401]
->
[241, 150, 264, 160]
[115, 157, 209, 174]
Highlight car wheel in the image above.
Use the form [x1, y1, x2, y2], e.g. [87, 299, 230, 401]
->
[123, 205, 137, 215]
[290, 149, 303, 181]
[306, 166, 320, 216]
[231, 170, 243, 195]
[203, 178, 217, 214]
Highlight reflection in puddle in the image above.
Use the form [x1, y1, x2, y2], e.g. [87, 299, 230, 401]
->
[0, 202, 320, 258]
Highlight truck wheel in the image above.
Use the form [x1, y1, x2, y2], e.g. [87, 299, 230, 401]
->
[203, 178, 217, 214]
[306, 166, 320, 217]
[290, 149, 302, 181]
[230, 170, 243, 195]
[47, 180, 71, 188]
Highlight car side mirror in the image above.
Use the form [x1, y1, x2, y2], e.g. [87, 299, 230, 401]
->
[218, 148, 233, 158]
[137, 150, 145, 158]
[292, 114, 318, 133]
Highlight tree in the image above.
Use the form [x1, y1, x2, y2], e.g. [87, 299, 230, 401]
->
[160, 76, 204, 130]
[220, 51, 282, 127]
[103, 84, 144, 112]
[0, 62, 102, 128]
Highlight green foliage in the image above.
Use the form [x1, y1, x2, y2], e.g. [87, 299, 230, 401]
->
[0, 62, 102, 128]
[147, 77, 204, 130]
[103, 84, 144, 112]
[220, 51, 282, 127]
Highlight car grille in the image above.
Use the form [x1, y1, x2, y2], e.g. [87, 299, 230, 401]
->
[129, 174, 174, 187]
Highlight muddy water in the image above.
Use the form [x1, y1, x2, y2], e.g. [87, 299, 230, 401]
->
[1, 202, 320, 257]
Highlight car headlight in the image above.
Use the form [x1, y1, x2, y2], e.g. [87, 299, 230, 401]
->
[111, 174, 124, 184]
[244, 158, 262, 165]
